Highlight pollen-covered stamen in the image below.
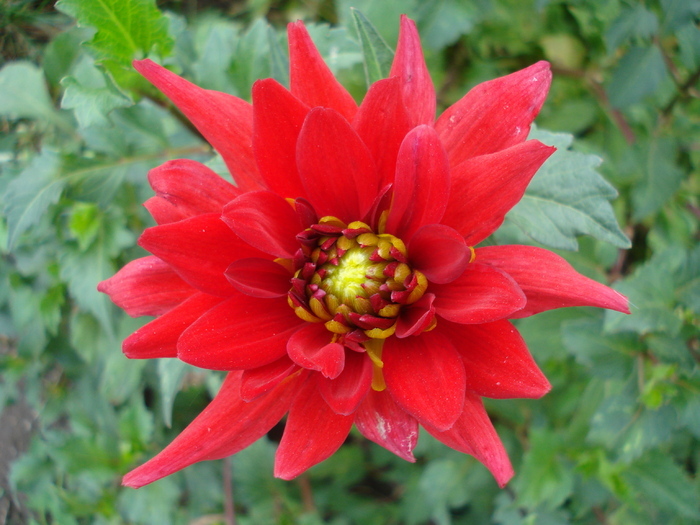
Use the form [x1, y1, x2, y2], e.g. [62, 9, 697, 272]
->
[287, 217, 428, 341]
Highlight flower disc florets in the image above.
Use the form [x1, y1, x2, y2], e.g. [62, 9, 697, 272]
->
[288, 216, 430, 343]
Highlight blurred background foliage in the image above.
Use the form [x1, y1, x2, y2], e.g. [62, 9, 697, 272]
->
[0, 0, 698, 523]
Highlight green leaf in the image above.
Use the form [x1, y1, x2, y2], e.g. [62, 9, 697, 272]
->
[505, 128, 631, 250]
[414, 0, 477, 50]
[352, 8, 394, 85]
[630, 137, 684, 220]
[3, 150, 65, 250]
[268, 24, 290, 87]
[605, 4, 658, 51]
[607, 46, 669, 109]
[55, 0, 173, 65]
[158, 359, 190, 427]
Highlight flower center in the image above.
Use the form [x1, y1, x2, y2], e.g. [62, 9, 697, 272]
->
[287, 216, 428, 342]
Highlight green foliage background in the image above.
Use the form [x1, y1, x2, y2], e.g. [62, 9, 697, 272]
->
[0, 0, 698, 523]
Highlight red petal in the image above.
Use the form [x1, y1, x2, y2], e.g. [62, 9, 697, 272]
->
[252, 79, 309, 199]
[389, 15, 436, 127]
[383, 330, 466, 431]
[123, 293, 223, 359]
[177, 293, 303, 370]
[437, 319, 551, 399]
[222, 190, 303, 259]
[123, 370, 301, 488]
[442, 140, 555, 245]
[139, 213, 266, 297]
[432, 263, 526, 323]
[240, 355, 298, 401]
[225, 258, 291, 299]
[353, 77, 412, 188]
[274, 375, 354, 479]
[98, 256, 195, 317]
[145, 159, 241, 224]
[395, 293, 436, 338]
[385, 125, 450, 241]
[297, 107, 379, 224]
[425, 392, 514, 487]
[144, 196, 186, 225]
[408, 224, 470, 284]
[316, 350, 372, 415]
[287, 21, 358, 121]
[133, 60, 263, 191]
[287, 323, 345, 379]
[477, 245, 630, 317]
[355, 389, 419, 462]
[435, 61, 552, 166]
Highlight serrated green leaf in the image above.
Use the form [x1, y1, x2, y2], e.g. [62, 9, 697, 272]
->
[607, 46, 669, 109]
[55, 0, 172, 65]
[630, 137, 684, 220]
[660, 0, 700, 34]
[352, 8, 394, 85]
[605, 4, 658, 52]
[505, 128, 630, 250]
[3, 150, 65, 250]
[414, 0, 476, 50]
[158, 359, 190, 427]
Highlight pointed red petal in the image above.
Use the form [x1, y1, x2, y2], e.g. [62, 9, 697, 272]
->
[252, 79, 309, 199]
[435, 61, 552, 166]
[274, 376, 354, 480]
[385, 125, 450, 241]
[355, 388, 419, 462]
[389, 15, 436, 127]
[442, 140, 555, 245]
[432, 263, 526, 324]
[145, 159, 241, 224]
[287, 323, 345, 379]
[316, 351, 372, 415]
[383, 330, 466, 431]
[408, 224, 470, 284]
[144, 196, 186, 225]
[138, 213, 266, 297]
[225, 258, 291, 299]
[477, 245, 630, 317]
[287, 21, 358, 121]
[122, 293, 223, 359]
[177, 293, 303, 370]
[297, 107, 379, 224]
[133, 59, 262, 191]
[240, 356, 298, 401]
[123, 371, 301, 488]
[395, 293, 436, 338]
[353, 77, 412, 188]
[98, 256, 195, 317]
[221, 191, 303, 259]
[438, 319, 551, 399]
[425, 392, 514, 487]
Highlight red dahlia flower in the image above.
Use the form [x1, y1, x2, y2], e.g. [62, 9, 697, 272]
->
[99, 16, 629, 488]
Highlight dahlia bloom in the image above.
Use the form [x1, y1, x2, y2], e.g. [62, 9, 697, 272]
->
[99, 16, 629, 488]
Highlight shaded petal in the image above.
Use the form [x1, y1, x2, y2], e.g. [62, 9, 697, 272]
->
[385, 125, 450, 241]
[287, 323, 345, 379]
[98, 256, 195, 317]
[389, 15, 436, 127]
[133, 59, 262, 191]
[274, 375, 354, 480]
[432, 263, 526, 323]
[442, 140, 555, 245]
[435, 61, 552, 166]
[424, 391, 514, 488]
[123, 371, 301, 488]
[395, 293, 436, 338]
[177, 293, 303, 370]
[252, 79, 309, 199]
[353, 77, 412, 188]
[139, 213, 266, 297]
[297, 107, 379, 224]
[144, 159, 241, 224]
[240, 355, 298, 402]
[408, 224, 470, 284]
[287, 21, 358, 121]
[225, 258, 292, 299]
[123, 293, 223, 359]
[355, 389, 419, 462]
[437, 319, 551, 399]
[477, 245, 630, 317]
[316, 351, 372, 415]
[383, 330, 466, 431]
[222, 191, 303, 259]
